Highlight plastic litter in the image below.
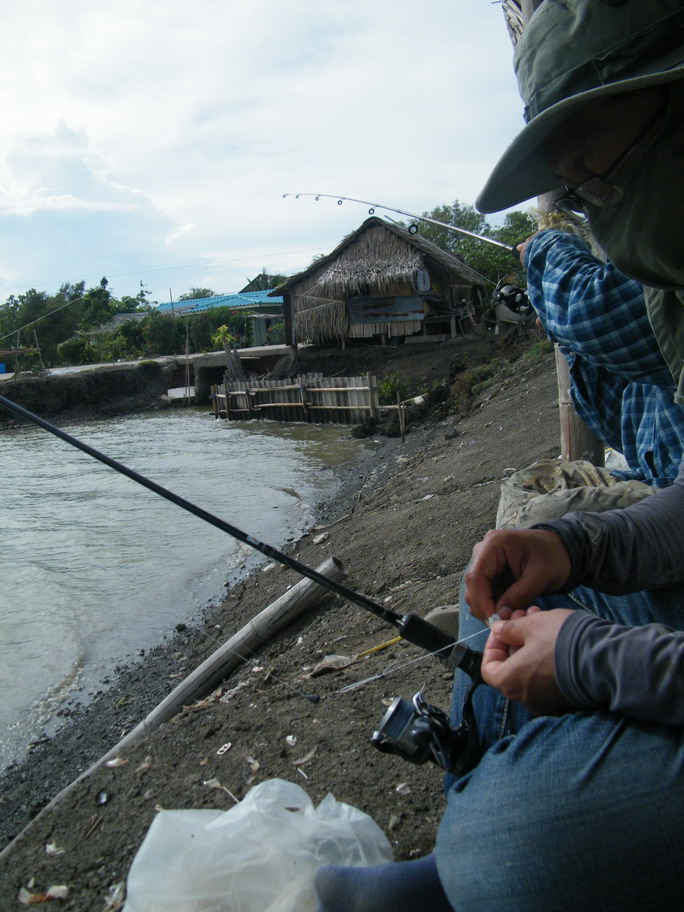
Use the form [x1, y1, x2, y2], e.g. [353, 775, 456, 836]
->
[122, 777, 393, 912]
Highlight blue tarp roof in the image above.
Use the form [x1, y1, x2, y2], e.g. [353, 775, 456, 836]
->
[157, 290, 283, 315]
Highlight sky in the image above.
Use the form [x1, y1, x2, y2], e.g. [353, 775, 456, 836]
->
[0, 0, 526, 306]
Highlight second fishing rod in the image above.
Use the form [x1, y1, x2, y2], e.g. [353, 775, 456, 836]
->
[282, 192, 519, 258]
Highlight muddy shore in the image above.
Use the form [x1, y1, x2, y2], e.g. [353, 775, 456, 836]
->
[0, 336, 560, 909]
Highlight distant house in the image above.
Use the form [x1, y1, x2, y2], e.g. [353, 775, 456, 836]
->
[94, 312, 148, 334]
[272, 216, 485, 348]
[156, 290, 284, 347]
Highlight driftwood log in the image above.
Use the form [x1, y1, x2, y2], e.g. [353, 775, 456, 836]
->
[0, 556, 347, 862]
[117, 555, 347, 747]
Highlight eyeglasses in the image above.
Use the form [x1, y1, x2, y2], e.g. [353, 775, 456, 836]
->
[554, 107, 666, 217]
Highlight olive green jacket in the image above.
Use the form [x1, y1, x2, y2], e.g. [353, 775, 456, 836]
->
[645, 287, 684, 405]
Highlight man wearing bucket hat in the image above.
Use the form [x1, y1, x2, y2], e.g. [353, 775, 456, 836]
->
[315, 3, 684, 911]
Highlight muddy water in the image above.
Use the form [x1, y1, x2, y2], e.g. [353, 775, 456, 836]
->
[0, 409, 366, 768]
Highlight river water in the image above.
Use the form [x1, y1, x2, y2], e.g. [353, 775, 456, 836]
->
[0, 409, 366, 769]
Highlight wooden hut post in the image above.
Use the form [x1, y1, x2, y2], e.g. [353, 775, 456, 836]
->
[368, 373, 379, 421]
[516, 0, 604, 465]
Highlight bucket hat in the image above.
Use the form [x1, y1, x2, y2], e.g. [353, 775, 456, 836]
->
[476, 0, 684, 214]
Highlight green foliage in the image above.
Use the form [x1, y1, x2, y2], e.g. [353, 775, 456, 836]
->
[240, 270, 288, 292]
[266, 321, 285, 344]
[139, 360, 162, 379]
[141, 311, 181, 356]
[178, 287, 217, 301]
[449, 359, 507, 415]
[56, 336, 100, 365]
[523, 338, 555, 362]
[0, 275, 156, 369]
[412, 201, 538, 297]
[378, 371, 411, 405]
[211, 324, 238, 349]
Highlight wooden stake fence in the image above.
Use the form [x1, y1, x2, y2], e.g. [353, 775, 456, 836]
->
[211, 372, 380, 425]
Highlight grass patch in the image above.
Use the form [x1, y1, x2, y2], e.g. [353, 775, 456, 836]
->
[523, 339, 554, 363]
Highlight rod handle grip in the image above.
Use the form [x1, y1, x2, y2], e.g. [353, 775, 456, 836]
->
[397, 614, 483, 684]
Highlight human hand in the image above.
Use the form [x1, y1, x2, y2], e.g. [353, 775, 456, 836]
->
[516, 232, 541, 266]
[481, 607, 575, 715]
[464, 528, 572, 623]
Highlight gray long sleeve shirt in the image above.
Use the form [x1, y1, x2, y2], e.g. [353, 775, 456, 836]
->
[537, 459, 684, 726]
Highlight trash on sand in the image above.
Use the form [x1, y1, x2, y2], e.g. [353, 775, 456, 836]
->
[122, 779, 393, 912]
[18, 884, 69, 905]
[395, 782, 411, 796]
[355, 637, 402, 659]
[202, 779, 239, 803]
[216, 742, 232, 756]
[135, 756, 153, 773]
[220, 680, 249, 702]
[285, 735, 297, 747]
[291, 747, 317, 766]
[44, 842, 65, 857]
[181, 687, 223, 713]
[307, 654, 354, 677]
[105, 757, 128, 768]
[103, 881, 126, 911]
[245, 754, 260, 774]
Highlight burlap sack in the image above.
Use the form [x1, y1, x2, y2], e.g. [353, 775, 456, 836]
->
[496, 458, 656, 529]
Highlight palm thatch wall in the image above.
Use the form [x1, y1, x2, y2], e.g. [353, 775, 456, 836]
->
[293, 225, 422, 343]
[277, 217, 483, 345]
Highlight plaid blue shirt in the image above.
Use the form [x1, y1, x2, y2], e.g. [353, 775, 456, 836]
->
[525, 231, 684, 487]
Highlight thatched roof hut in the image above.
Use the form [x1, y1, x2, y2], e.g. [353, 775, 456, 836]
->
[273, 217, 485, 346]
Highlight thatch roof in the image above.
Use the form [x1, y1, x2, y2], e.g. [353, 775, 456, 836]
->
[275, 217, 484, 343]
[277, 216, 482, 300]
[276, 217, 485, 342]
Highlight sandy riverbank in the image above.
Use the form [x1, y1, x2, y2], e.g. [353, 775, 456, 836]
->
[0, 336, 560, 909]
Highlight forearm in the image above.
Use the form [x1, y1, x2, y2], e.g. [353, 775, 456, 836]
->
[536, 459, 684, 592]
[556, 610, 684, 725]
[525, 231, 672, 385]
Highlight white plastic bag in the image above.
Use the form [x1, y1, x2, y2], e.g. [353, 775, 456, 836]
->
[123, 778, 393, 912]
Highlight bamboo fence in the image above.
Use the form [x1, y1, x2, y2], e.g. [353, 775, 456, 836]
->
[211, 372, 380, 425]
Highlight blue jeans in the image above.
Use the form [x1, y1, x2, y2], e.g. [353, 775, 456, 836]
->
[434, 579, 684, 911]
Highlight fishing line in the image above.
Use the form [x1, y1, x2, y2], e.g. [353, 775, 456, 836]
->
[199, 626, 321, 704]
[338, 625, 490, 694]
[0, 394, 484, 683]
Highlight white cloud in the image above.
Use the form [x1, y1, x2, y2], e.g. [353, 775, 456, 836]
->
[0, 0, 527, 302]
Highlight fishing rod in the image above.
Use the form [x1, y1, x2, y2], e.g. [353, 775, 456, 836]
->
[0, 393, 483, 684]
[282, 192, 517, 254]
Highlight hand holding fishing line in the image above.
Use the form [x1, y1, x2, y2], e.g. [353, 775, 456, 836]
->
[483, 607, 576, 715]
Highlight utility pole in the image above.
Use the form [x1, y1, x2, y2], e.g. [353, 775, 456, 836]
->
[33, 331, 45, 371]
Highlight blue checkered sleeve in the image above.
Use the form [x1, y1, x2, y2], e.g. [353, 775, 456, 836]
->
[525, 231, 684, 486]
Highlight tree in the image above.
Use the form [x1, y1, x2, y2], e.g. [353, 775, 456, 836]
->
[240, 271, 287, 293]
[412, 200, 537, 291]
[141, 311, 183, 357]
[178, 287, 217, 301]
[211, 325, 238, 349]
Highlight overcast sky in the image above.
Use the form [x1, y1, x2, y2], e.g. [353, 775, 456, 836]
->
[0, 0, 525, 305]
